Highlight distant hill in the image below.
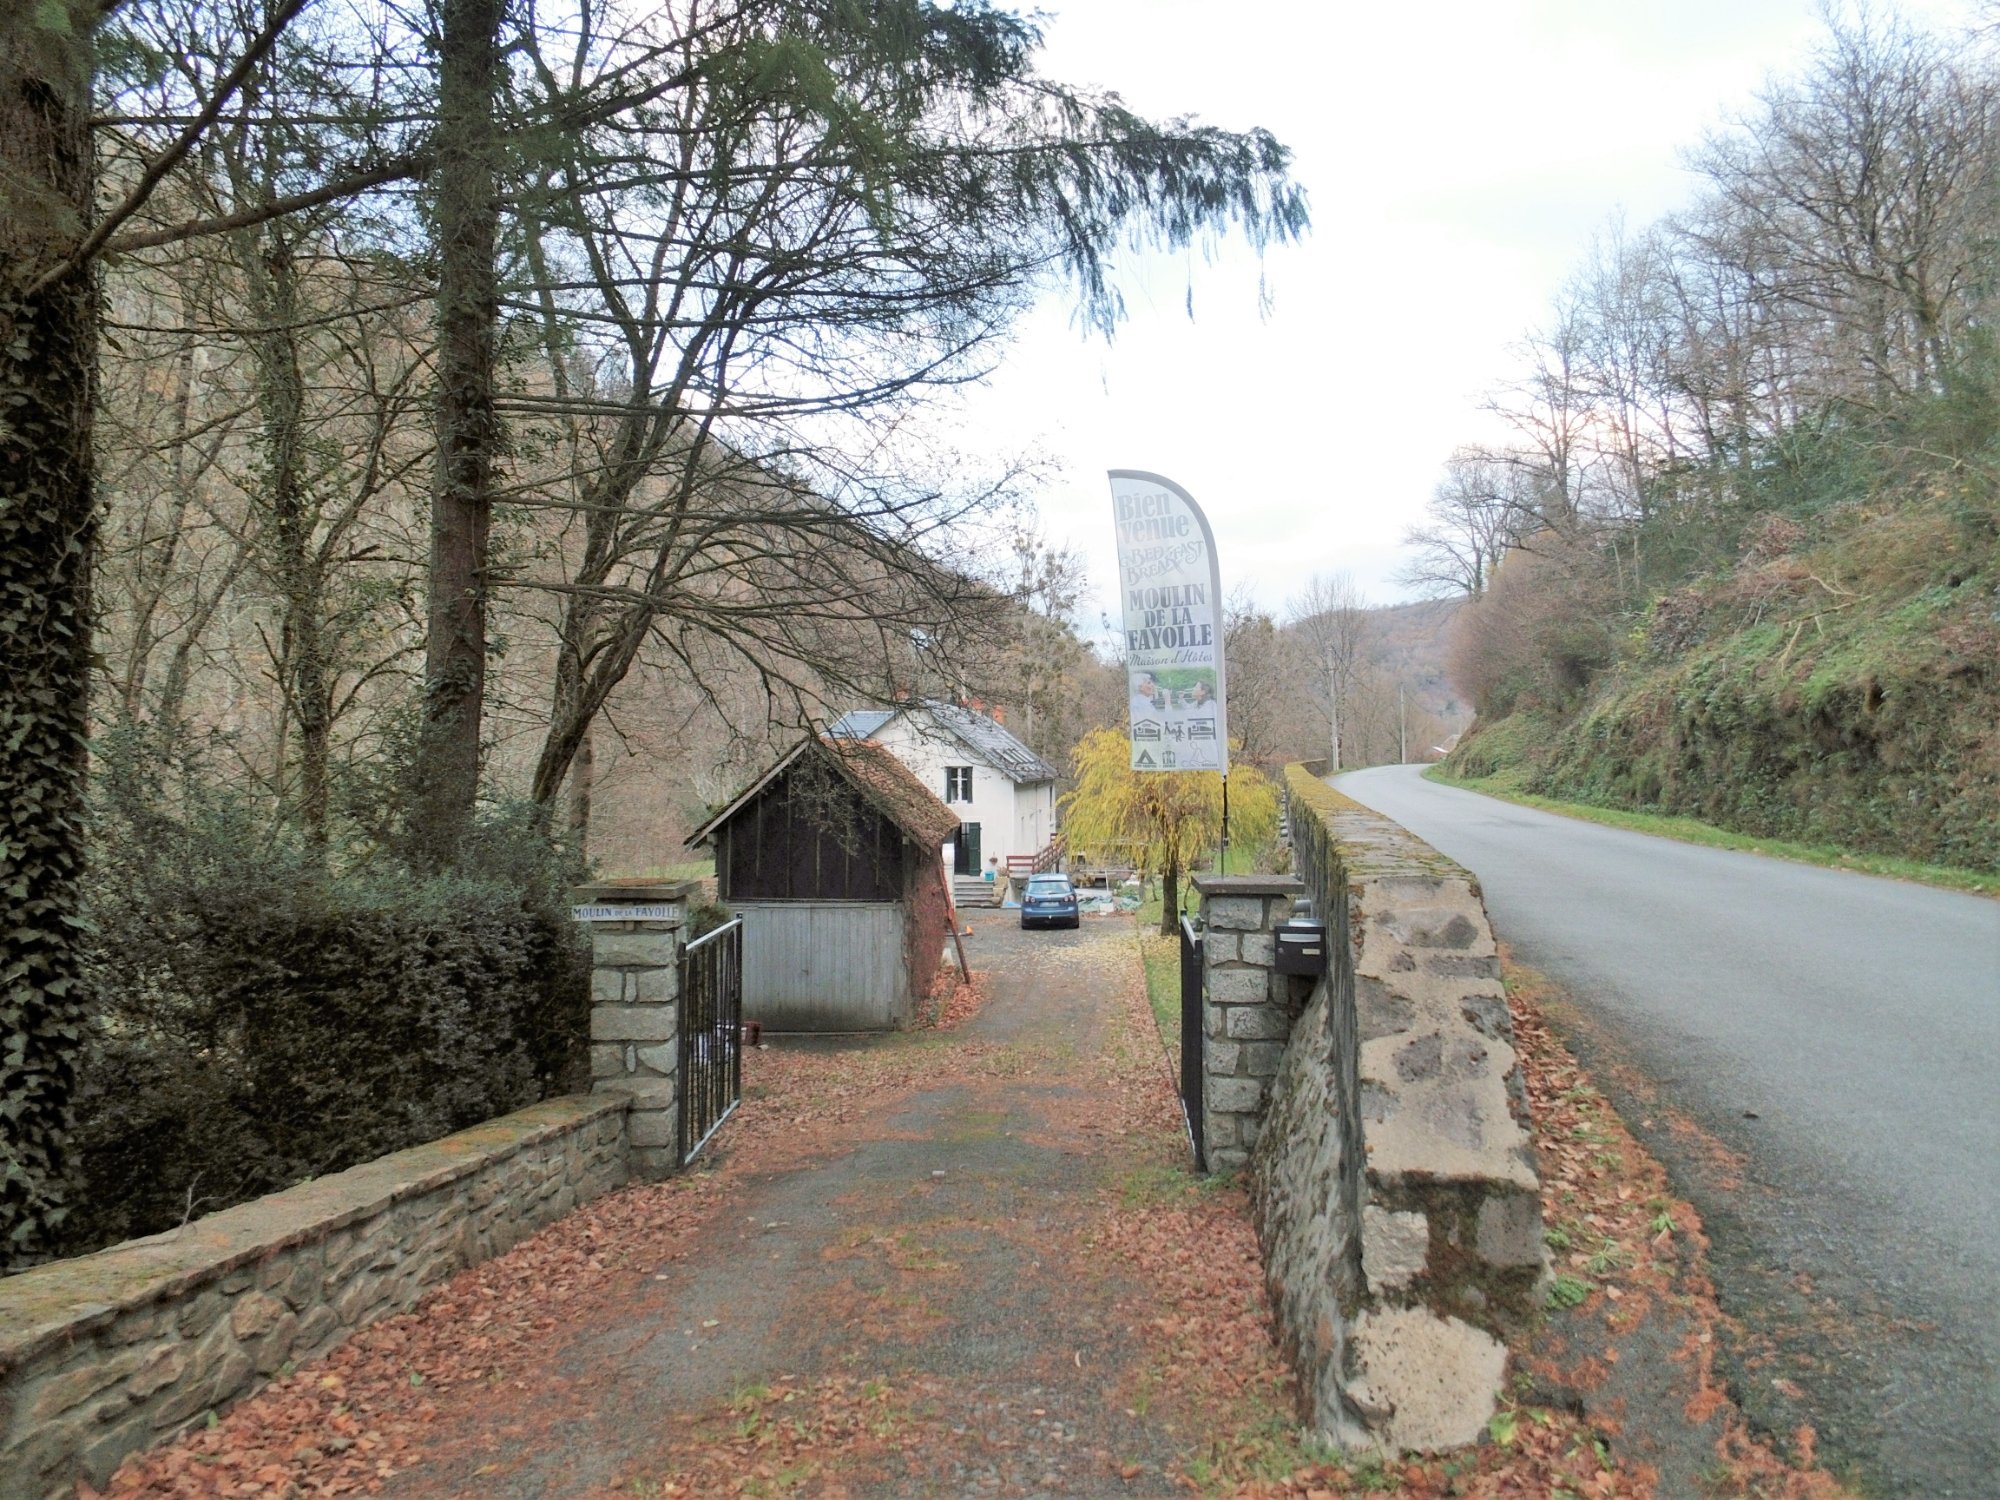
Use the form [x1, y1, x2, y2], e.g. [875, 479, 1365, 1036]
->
[1363, 598, 1469, 727]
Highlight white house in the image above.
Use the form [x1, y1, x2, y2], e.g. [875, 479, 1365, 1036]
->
[829, 700, 1059, 880]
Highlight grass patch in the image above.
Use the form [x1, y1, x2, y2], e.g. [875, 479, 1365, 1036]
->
[1181, 1400, 1343, 1494]
[1139, 929, 1179, 1062]
[1113, 1158, 1199, 1208]
[1426, 767, 1997, 896]
[1133, 883, 1164, 933]
[1545, 1273, 1592, 1310]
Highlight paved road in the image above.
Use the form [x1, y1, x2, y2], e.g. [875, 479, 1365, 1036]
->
[1336, 765, 2000, 1498]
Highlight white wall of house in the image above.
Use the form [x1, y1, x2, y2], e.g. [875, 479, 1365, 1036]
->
[872, 710, 1052, 869]
[1014, 779, 1056, 861]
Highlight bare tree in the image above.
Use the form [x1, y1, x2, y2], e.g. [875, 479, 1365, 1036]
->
[89, 0, 437, 838]
[1485, 291, 1594, 531]
[971, 533, 1100, 770]
[1222, 587, 1318, 772]
[488, 0, 1309, 816]
[1688, 11, 1997, 407]
[1397, 448, 1532, 599]
[1288, 572, 1371, 771]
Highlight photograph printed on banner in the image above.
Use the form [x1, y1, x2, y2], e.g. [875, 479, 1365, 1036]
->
[1126, 665, 1222, 770]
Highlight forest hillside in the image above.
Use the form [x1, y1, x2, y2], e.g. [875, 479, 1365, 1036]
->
[1450, 488, 1998, 872]
[1422, 11, 1998, 876]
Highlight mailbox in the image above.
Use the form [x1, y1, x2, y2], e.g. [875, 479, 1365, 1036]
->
[1274, 915, 1328, 976]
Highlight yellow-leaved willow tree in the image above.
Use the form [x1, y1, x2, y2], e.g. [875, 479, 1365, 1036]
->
[1060, 729, 1279, 935]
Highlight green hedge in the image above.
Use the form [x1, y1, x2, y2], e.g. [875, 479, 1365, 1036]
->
[51, 797, 589, 1260]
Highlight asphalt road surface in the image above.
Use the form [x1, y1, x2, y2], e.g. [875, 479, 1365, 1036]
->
[1336, 765, 2000, 1499]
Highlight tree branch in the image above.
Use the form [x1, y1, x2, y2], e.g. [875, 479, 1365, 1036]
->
[33, 0, 315, 293]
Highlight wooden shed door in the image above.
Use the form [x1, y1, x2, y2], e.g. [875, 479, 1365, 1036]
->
[735, 902, 909, 1030]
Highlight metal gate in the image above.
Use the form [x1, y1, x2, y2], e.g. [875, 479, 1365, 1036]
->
[678, 918, 744, 1165]
[1179, 915, 1206, 1171]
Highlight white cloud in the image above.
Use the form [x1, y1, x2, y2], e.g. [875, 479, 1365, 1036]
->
[937, 0, 1981, 631]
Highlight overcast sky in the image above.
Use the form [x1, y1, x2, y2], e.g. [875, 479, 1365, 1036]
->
[943, 0, 1981, 637]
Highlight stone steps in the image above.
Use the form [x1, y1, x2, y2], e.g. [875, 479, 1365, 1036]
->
[951, 876, 999, 908]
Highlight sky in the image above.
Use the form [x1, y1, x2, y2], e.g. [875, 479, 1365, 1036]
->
[939, 0, 1984, 637]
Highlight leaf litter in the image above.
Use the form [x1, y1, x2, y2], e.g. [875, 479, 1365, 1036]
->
[97, 924, 1849, 1499]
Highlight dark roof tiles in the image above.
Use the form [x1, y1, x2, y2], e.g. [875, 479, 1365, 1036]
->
[922, 700, 1059, 783]
[827, 699, 1059, 784]
[828, 709, 895, 740]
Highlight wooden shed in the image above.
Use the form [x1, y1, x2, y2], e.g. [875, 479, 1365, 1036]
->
[687, 736, 961, 1031]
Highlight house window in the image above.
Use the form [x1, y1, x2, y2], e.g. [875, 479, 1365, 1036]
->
[944, 766, 973, 803]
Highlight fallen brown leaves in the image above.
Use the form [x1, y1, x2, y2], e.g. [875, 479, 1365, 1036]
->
[629, 1374, 921, 1498]
[1119, 953, 1859, 1500]
[1063, 947, 1296, 1442]
[93, 922, 1856, 1500]
[96, 1030, 942, 1499]
[916, 966, 988, 1031]
[97, 1165, 737, 1497]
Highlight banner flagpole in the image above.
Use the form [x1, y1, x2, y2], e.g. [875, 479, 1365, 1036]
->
[1107, 470, 1229, 781]
[1108, 469, 1229, 886]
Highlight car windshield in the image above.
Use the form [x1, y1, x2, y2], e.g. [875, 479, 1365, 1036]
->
[1025, 878, 1072, 897]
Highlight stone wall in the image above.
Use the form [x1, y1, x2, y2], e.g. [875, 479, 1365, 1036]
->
[0, 1094, 630, 1499]
[1236, 768, 1545, 1454]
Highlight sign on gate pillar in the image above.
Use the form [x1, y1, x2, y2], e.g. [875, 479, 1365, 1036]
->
[572, 880, 695, 1181]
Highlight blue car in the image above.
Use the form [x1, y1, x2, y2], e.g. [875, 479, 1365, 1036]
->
[1020, 873, 1080, 929]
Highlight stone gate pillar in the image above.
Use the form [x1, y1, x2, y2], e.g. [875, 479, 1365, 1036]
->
[572, 879, 695, 1180]
[1192, 874, 1308, 1172]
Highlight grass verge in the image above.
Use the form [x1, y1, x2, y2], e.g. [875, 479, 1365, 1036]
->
[1139, 929, 1179, 1063]
[1426, 766, 1997, 897]
[1130, 884, 1185, 1065]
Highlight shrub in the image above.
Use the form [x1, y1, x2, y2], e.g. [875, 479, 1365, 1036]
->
[50, 747, 589, 1259]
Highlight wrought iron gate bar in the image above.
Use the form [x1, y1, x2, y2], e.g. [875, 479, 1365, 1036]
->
[1179, 915, 1206, 1172]
[678, 918, 744, 1166]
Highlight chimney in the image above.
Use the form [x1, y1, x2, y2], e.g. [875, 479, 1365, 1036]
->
[992, 705, 1006, 725]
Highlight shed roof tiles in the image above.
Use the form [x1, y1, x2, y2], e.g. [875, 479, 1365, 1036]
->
[687, 735, 960, 849]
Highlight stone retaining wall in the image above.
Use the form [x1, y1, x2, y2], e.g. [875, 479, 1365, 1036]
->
[1241, 767, 1546, 1454]
[0, 1094, 630, 1499]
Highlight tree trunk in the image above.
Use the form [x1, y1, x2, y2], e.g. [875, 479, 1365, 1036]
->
[567, 726, 593, 855]
[1159, 854, 1180, 937]
[116, 339, 198, 723]
[248, 232, 332, 846]
[412, 0, 502, 866]
[0, 6, 97, 1265]
[528, 603, 649, 810]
